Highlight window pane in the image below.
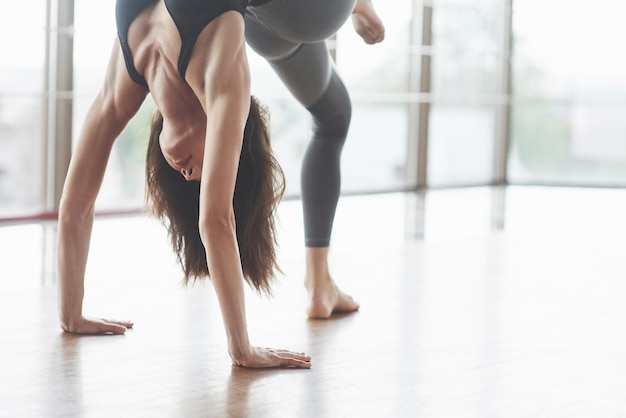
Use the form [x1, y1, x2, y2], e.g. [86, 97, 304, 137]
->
[0, 1, 46, 216]
[428, 104, 496, 186]
[431, 0, 500, 97]
[427, 0, 501, 186]
[343, 102, 409, 191]
[74, 0, 149, 209]
[509, 0, 626, 185]
[335, 0, 412, 192]
[247, 53, 311, 196]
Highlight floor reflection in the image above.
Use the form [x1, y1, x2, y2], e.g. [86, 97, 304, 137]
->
[47, 334, 86, 417]
[2, 186, 626, 417]
[2, 185, 626, 293]
[40, 222, 57, 286]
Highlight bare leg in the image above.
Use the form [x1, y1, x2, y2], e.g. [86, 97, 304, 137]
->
[352, 0, 386, 45]
[305, 247, 360, 319]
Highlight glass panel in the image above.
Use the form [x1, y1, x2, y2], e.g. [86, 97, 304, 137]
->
[428, 104, 496, 186]
[74, 0, 150, 210]
[248, 54, 312, 196]
[427, 0, 501, 186]
[335, 0, 413, 192]
[431, 0, 500, 97]
[343, 102, 409, 192]
[0, 1, 46, 216]
[509, 0, 626, 185]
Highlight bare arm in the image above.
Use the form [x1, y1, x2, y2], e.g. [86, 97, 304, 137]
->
[57, 40, 147, 334]
[186, 13, 310, 368]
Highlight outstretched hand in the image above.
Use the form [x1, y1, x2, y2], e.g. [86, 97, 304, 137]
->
[61, 316, 134, 335]
[233, 347, 312, 369]
[352, 0, 385, 45]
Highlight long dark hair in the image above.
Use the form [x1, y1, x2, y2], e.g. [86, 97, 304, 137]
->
[145, 96, 285, 294]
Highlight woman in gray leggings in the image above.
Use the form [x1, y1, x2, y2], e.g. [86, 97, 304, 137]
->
[57, 0, 383, 368]
[244, 0, 385, 319]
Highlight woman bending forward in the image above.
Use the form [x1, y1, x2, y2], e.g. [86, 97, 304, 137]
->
[57, 0, 384, 368]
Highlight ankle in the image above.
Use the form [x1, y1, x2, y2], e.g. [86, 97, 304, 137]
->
[304, 271, 332, 290]
[305, 247, 331, 285]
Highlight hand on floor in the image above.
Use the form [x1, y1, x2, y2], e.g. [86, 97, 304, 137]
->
[232, 346, 312, 369]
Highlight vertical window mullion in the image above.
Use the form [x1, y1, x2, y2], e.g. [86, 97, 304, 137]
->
[47, 0, 74, 212]
[42, 0, 53, 210]
[494, 0, 513, 185]
[407, 0, 433, 189]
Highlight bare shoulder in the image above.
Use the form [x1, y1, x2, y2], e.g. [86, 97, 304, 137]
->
[184, 11, 248, 97]
[101, 38, 149, 120]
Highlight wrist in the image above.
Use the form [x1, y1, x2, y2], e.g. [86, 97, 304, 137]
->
[58, 301, 83, 332]
[228, 341, 253, 365]
[59, 314, 83, 333]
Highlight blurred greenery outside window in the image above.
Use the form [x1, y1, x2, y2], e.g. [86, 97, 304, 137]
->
[509, 0, 626, 185]
[427, 0, 501, 187]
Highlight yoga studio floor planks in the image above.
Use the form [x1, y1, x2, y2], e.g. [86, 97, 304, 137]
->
[1, 186, 626, 417]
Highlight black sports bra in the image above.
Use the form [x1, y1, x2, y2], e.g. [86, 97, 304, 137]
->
[116, 0, 247, 89]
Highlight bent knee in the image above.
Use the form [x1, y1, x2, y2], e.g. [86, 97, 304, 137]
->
[308, 75, 352, 140]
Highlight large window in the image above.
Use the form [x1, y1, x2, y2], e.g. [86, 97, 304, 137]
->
[0, 1, 46, 216]
[509, 0, 626, 186]
[427, 0, 506, 187]
[3, 0, 626, 221]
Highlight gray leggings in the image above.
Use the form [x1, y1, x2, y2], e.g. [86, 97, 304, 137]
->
[245, 0, 356, 247]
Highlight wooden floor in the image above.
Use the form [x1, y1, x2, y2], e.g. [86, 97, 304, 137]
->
[1, 186, 626, 417]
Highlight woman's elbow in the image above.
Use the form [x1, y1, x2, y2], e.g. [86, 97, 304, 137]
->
[58, 195, 94, 224]
[198, 211, 237, 245]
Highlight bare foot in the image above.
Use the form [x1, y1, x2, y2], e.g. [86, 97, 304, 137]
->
[351, 0, 385, 45]
[304, 247, 359, 318]
[305, 276, 360, 319]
